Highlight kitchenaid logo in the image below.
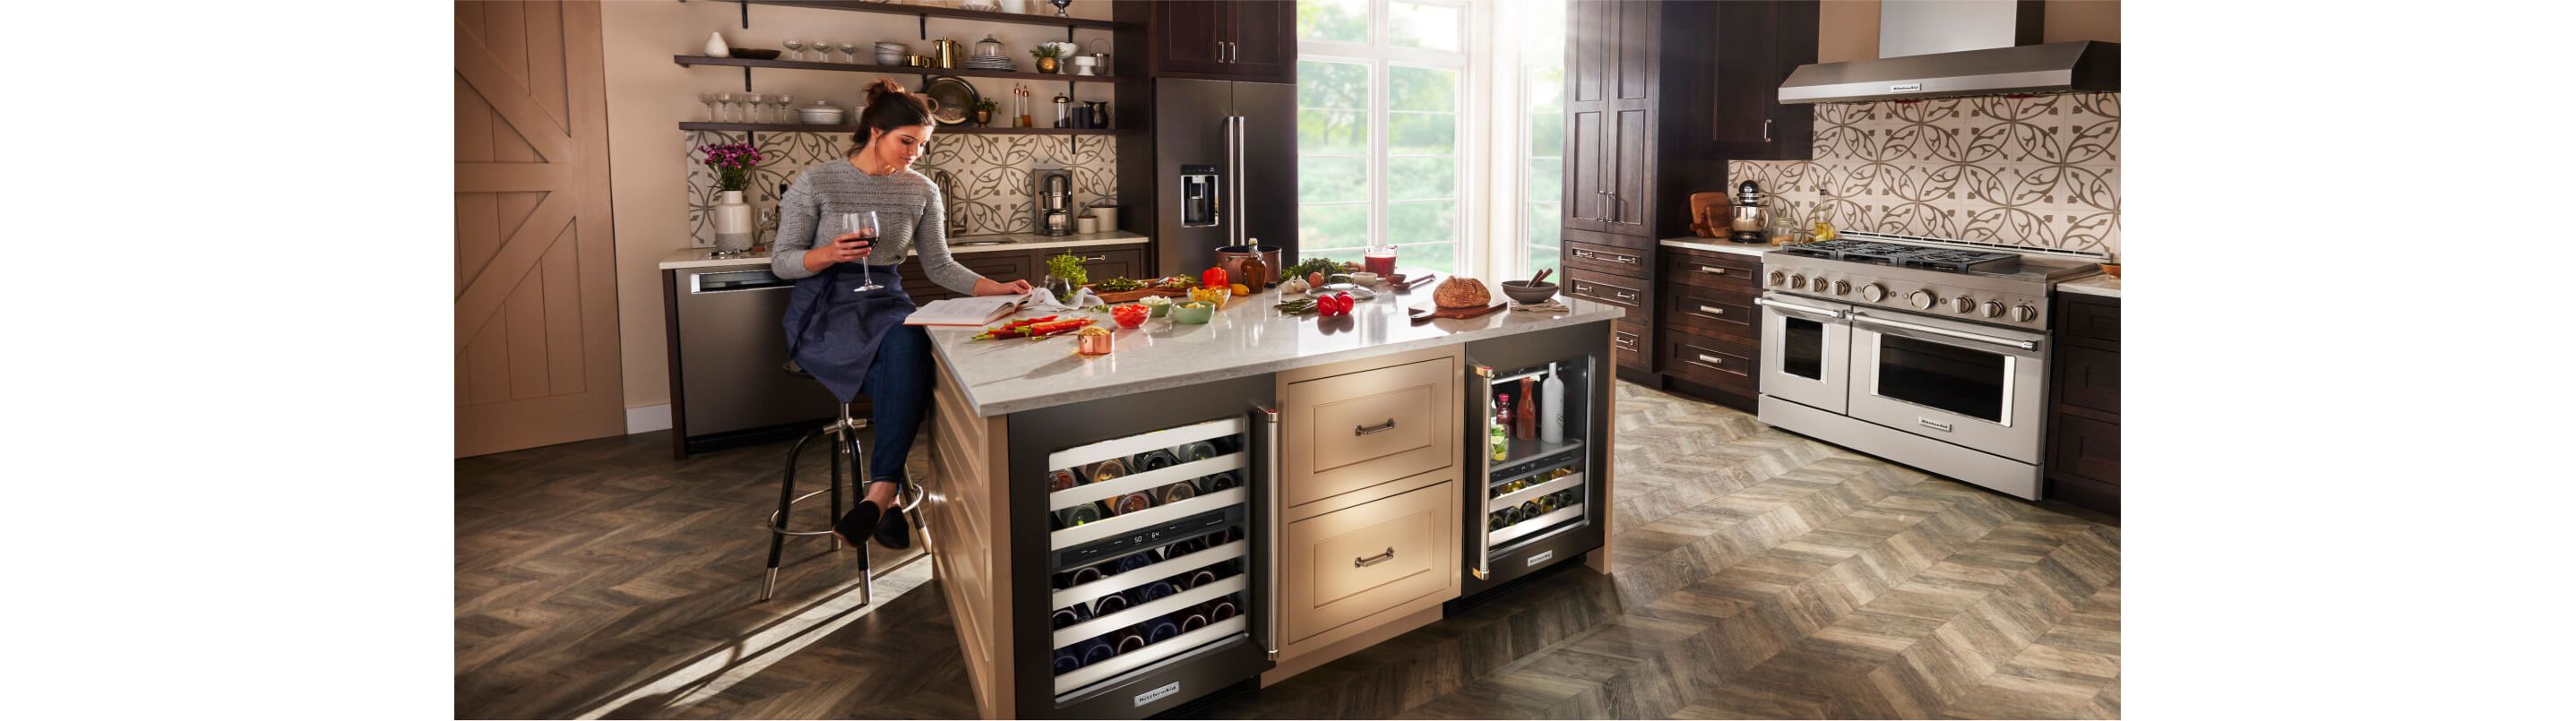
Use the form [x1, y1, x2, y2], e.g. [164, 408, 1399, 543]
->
[1135, 681, 1180, 707]
[1526, 550, 1554, 566]
[1890, 82, 1922, 92]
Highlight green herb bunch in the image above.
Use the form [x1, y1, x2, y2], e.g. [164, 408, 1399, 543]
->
[1045, 251, 1088, 302]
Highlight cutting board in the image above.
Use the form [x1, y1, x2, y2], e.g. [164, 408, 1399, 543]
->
[1089, 286, 1188, 304]
[1409, 301, 1509, 324]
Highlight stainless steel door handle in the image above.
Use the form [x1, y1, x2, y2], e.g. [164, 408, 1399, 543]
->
[1850, 312, 2039, 350]
[1754, 296, 1847, 320]
[1354, 547, 1395, 568]
[1259, 404, 1280, 660]
[1573, 249, 1596, 258]
[1469, 365, 1493, 580]
[1354, 418, 1398, 436]
[1217, 39, 1225, 62]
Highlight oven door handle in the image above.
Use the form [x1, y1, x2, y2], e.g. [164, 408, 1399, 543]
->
[1753, 296, 1847, 320]
[1849, 311, 2039, 350]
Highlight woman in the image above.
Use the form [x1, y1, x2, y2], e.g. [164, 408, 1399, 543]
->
[772, 79, 1033, 549]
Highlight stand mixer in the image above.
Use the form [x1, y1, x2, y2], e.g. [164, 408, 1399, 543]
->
[1728, 180, 1769, 244]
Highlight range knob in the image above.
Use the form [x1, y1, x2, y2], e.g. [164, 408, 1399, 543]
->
[1831, 279, 1851, 296]
[1858, 283, 1886, 302]
[1980, 300, 2004, 318]
[2012, 304, 2038, 322]
[1789, 274, 1807, 289]
[1908, 290, 1935, 310]
[1951, 296, 1976, 313]
[1769, 270, 1786, 287]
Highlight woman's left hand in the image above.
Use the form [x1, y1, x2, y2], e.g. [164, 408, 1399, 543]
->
[973, 278, 1034, 296]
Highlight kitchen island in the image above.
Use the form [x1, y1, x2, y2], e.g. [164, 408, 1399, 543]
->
[911, 280, 1623, 718]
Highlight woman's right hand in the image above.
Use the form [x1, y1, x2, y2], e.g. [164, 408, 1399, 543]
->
[803, 233, 874, 270]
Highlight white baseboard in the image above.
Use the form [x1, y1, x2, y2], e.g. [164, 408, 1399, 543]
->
[625, 404, 673, 434]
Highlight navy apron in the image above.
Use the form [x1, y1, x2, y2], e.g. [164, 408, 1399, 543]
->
[783, 262, 917, 403]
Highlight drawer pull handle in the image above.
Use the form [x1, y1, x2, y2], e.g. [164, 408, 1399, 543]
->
[1697, 265, 1729, 275]
[1355, 547, 1397, 568]
[1612, 253, 1637, 264]
[1696, 305, 1727, 316]
[1354, 418, 1399, 436]
[1081, 255, 1107, 262]
[1573, 249, 1595, 258]
[1612, 290, 1638, 300]
[1696, 354, 1727, 366]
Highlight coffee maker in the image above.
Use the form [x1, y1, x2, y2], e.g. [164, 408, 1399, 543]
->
[1728, 180, 1768, 244]
[1033, 167, 1073, 236]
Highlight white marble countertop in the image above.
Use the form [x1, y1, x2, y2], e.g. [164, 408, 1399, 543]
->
[2057, 275, 2122, 298]
[656, 231, 1150, 270]
[927, 281, 1627, 416]
[1658, 236, 1782, 257]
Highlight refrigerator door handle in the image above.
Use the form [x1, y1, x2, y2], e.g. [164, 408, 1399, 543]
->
[1469, 363, 1493, 580]
[1258, 403, 1280, 660]
[1234, 114, 1251, 248]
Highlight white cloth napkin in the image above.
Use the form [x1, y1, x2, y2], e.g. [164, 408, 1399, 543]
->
[1019, 286, 1106, 312]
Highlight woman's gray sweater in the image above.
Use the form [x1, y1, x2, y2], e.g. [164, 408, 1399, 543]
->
[770, 159, 981, 295]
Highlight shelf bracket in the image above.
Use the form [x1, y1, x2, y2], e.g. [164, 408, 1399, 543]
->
[742, 66, 754, 92]
[740, 1, 749, 30]
[920, 14, 928, 40]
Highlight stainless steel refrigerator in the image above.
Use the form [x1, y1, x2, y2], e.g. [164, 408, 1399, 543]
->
[1152, 79, 1297, 277]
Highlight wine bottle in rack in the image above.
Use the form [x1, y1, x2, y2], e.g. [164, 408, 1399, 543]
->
[1159, 481, 1198, 505]
[1175, 441, 1218, 462]
[1520, 500, 1543, 520]
[1086, 458, 1131, 484]
[1112, 492, 1155, 516]
[1054, 648, 1083, 674]
[1195, 470, 1240, 494]
[1489, 511, 1507, 530]
[1134, 449, 1179, 472]
[1130, 580, 1176, 605]
[1111, 551, 1159, 575]
[1179, 568, 1218, 590]
[1073, 634, 1116, 667]
[1178, 612, 1208, 633]
[1050, 604, 1093, 630]
[1142, 615, 1180, 643]
[1113, 627, 1147, 654]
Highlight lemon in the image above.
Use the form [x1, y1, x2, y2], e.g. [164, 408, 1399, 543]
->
[1231, 283, 1251, 296]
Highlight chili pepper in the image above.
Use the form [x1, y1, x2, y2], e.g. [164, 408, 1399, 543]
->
[972, 314, 1062, 339]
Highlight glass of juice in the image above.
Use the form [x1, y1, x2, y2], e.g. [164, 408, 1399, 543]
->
[1364, 243, 1397, 277]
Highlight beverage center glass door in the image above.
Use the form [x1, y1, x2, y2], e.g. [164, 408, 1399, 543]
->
[1469, 357, 1592, 579]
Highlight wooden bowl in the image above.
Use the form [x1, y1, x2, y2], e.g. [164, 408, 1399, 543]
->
[1499, 280, 1558, 305]
[2099, 262, 2122, 279]
[732, 48, 782, 60]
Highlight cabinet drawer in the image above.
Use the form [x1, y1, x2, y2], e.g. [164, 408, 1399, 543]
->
[2056, 344, 2120, 416]
[1613, 321, 1650, 372]
[2049, 411, 2121, 485]
[1070, 246, 1147, 285]
[1562, 226, 1653, 252]
[1661, 251, 1762, 293]
[1660, 286, 1757, 344]
[1564, 240, 1650, 276]
[1660, 330, 1755, 391]
[2058, 294, 2120, 344]
[1285, 476, 1458, 643]
[1564, 269, 1651, 327]
[1283, 356, 1458, 508]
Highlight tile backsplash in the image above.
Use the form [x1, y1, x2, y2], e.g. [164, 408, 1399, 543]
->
[1731, 92, 2119, 259]
[685, 131, 1117, 245]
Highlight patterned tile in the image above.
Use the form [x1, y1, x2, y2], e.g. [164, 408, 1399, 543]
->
[685, 132, 1119, 245]
[1737, 93, 2121, 259]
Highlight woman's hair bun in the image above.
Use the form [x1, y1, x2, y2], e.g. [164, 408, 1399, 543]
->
[861, 78, 909, 102]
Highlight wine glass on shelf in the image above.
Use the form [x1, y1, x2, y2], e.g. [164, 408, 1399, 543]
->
[716, 91, 734, 123]
[816, 39, 836, 63]
[698, 92, 718, 122]
[782, 39, 805, 62]
[840, 42, 861, 64]
[775, 94, 794, 124]
[842, 211, 884, 292]
[745, 93, 765, 123]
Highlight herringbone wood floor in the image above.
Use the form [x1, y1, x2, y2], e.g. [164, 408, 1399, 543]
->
[456, 382, 2119, 719]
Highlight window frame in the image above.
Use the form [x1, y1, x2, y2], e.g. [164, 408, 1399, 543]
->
[1296, 0, 1478, 276]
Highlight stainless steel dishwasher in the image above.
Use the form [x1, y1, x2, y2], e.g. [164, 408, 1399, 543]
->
[664, 262, 841, 458]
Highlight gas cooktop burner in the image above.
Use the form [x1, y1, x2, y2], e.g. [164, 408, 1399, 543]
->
[1780, 239, 2022, 273]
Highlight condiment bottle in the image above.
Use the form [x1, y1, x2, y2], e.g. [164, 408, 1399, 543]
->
[1240, 252, 1268, 292]
[1516, 378, 1538, 441]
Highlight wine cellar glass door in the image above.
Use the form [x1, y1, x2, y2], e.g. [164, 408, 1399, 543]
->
[1468, 355, 1596, 587]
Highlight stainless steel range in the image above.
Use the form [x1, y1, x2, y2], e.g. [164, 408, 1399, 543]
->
[1752, 232, 2100, 499]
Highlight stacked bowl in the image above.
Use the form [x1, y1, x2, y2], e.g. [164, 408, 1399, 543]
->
[873, 42, 907, 66]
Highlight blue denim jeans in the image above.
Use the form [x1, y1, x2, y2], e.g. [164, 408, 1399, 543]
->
[858, 322, 934, 486]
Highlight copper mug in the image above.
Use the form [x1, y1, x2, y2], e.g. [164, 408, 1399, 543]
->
[931, 39, 961, 68]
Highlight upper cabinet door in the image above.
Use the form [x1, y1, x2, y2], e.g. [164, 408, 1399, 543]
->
[1151, 0, 1233, 76]
[1561, 0, 1615, 233]
[1223, 0, 1297, 83]
[1711, 0, 1816, 160]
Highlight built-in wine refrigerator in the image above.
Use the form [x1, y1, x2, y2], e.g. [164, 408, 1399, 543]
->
[1460, 325, 1611, 599]
[1004, 373, 1277, 717]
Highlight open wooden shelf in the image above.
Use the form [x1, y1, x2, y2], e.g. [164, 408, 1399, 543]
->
[676, 56, 1130, 83]
[729, 0, 1131, 30]
[680, 122, 1122, 134]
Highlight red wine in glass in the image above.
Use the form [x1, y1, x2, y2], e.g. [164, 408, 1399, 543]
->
[841, 210, 884, 292]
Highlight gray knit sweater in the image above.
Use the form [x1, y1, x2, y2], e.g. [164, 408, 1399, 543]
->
[771, 159, 981, 295]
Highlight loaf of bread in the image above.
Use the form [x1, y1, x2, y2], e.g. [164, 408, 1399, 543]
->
[1434, 276, 1492, 309]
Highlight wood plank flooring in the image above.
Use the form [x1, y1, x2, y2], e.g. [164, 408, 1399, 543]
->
[456, 383, 2119, 719]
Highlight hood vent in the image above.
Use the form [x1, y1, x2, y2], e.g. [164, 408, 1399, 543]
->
[1779, 0, 2116, 105]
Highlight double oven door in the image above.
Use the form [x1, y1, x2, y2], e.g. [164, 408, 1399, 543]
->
[1758, 293, 2050, 464]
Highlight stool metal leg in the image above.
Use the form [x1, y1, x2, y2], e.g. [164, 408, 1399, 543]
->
[762, 432, 818, 602]
[826, 416, 845, 553]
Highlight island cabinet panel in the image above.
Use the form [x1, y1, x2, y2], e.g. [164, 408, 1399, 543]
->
[1279, 348, 1460, 510]
[1282, 473, 1459, 644]
[925, 358, 1016, 719]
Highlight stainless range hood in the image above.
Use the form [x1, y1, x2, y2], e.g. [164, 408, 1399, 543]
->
[1779, 1, 2117, 105]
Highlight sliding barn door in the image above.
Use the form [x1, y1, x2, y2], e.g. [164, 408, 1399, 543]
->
[455, 0, 624, 457]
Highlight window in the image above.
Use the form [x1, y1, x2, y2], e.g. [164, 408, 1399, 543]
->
[1512, 1, 1567, 279]
[1297, 0, 1469, 274]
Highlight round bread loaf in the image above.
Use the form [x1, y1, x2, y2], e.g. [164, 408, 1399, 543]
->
[1434, 276, 1491, 309]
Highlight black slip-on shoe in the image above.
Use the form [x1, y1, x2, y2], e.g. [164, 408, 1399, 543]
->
[874, 504, 911, 549]
[832, 501, 882, 548]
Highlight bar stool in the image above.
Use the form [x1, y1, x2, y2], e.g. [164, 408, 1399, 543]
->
[762, 360, 873, 603]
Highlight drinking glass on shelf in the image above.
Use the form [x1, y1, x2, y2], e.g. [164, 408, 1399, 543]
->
[841, 211, 884, 292]
[782, 39, 805, 61]
[698, 92, 718, 122]
[716, 91, 734, 123]
[745, 93, 765, 123]
[815, 39, 836, 63]
[840, 42, 861, 64]
[774, 94, 794, 124]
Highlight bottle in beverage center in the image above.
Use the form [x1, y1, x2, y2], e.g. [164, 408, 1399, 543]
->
[1087, 458, 1130, 483]
[1516, 378, 1538, 441]
[1047, 469, 1081, 492]
[1113, 492, 1155, 515]
[1520, 500, 1543, 520]
[1142, 615, 1182, 644]
[1176, 441, 1218, 461]
[1112, 627, 1147, 654]
[1092, 593, 1131, 618]
[1134, 449, 1178, 472]
[1050, 604, 1093, 630]
[1070, 634, 1116, 669]
[1502, 505, 1523, 526]
[1489, 511, 1508, 530]
[1054, 648, 1083, 674]
[1159, 481, 1198, 505]
[1488, 416, 1509, 461]
[1540, 369, 1565, 443]
[1179, 612, 1209, 633]
[1195, 470, 1240, 494]
[1057, 502, 1105, 528]
[1495, 392, 1513, 434]
[1536, 493, 1557, 515]
[1181, 568, 1219, 590]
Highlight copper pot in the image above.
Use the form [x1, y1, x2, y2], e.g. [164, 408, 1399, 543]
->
[1214, 245, 1281, 288]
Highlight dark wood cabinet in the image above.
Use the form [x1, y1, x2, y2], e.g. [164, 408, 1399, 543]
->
[1562, 0, 1657, 236]
[2046, 293, 2120, 514]
[1137, 0, 1294, 83]
[1710, 0, 1817, 160]
[1653, 245, 1763, 411]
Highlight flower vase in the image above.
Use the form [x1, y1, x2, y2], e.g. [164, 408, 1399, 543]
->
[1036, 56, 1058, 74]
[973, 108, 994, 126]
[711, 190, 754, 252]
[1043, 273, 1078, 305]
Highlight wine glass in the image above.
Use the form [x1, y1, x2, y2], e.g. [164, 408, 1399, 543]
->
[774, 94, 794, 124]
[716, 91, 735, 123]
[745, 92, 765, 123]
[816, 39, 836, 63]
[698, 92, 718, 122]
[840, 42, 860, 64]
[782, 39, 805, 62]
[842, 211, 884, 292]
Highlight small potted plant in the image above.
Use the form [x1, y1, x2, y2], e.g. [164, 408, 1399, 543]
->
[695, 142, 762, 252]
[969, 98, 999, 127]
[1044, 250, 1089, 304]
[1030, 43, 1062, 74]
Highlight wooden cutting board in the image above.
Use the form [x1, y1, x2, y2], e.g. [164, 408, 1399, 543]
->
[1088, 286, 1189, 304]
[1409, 301, 1509, 324]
